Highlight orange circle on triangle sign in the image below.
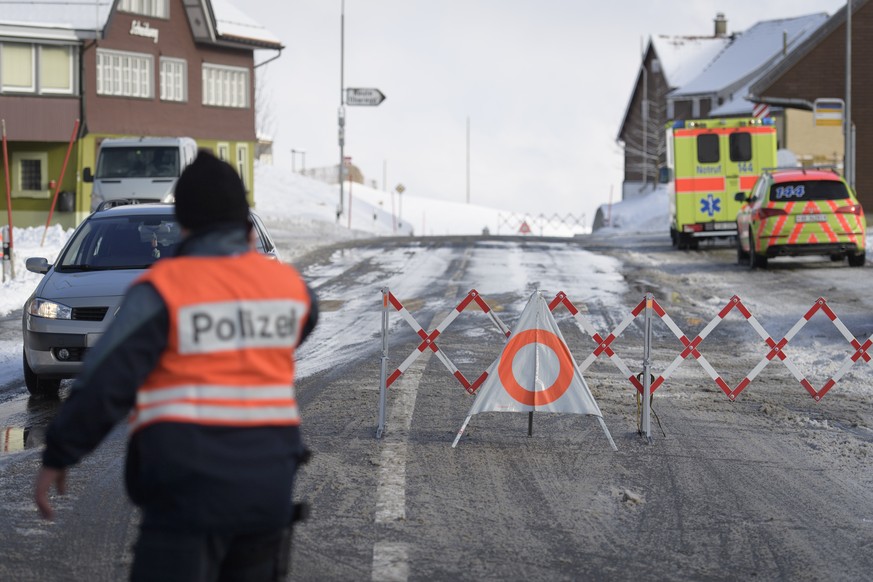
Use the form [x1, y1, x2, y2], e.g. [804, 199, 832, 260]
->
[497, 329, 574, 406]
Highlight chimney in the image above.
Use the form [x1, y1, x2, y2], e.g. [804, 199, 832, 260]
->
[714, 13, 727, 37]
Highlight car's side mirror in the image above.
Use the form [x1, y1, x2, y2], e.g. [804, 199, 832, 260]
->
[735, 192, 749, 202]
[83, 167, 94, 183]
[25, 257, 50, 274]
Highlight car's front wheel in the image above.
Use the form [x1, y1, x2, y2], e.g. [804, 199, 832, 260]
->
[23, 351, 61, 398]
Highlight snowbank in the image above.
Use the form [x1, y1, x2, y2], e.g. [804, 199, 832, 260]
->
[591, 186, 669, 235]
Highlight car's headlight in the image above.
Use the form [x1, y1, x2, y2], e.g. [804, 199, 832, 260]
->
[28, 298, 73, 320]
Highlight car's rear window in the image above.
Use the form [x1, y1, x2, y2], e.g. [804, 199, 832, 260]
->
[769, 180, 850, 202]
[58, 215, 182, 270]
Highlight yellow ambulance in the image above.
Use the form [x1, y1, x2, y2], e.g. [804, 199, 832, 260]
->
[665, 117, 777, 250]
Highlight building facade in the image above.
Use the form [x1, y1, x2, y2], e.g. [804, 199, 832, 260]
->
[0, 0, 281, 228]
[750, 0, 873, 211]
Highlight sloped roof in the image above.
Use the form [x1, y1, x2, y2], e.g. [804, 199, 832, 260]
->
[672, 13, 828, 98]
[0, 0, 112, 40]
[617, 34, 729, 140]
[0, 0, 281, 48]
[210, 0, 281, 48]
[708, 78, 766, 116]
[650, 35, 730, 89]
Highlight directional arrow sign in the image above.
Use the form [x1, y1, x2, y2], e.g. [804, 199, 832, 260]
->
[346, 88, 386, 106]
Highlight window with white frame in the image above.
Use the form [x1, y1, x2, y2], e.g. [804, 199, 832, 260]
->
[1, 43, 35, 93]
[217, 143, 230, 162]
[118, 0, 168, 18]
[11, 152, 48, 198]
[160, 57, 187, 102]
[202, 64, 249, 108]
[97, 49, 153, 98]
[39, 45, 73, 94]
[236, 144, 249, 191]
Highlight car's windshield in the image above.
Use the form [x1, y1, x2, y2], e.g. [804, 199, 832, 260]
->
[57, 215, 182, 271]
[769, 180, 850, 202]
[95, 147, 180, 179]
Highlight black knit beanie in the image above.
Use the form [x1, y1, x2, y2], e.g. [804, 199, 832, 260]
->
[174, 150, 249, 232]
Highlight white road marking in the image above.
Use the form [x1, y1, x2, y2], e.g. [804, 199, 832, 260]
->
[371, 316, 438, 580]
[372, 247, 471, 580]
[375, 441, 408, 522]
[371, 542, 409, 582]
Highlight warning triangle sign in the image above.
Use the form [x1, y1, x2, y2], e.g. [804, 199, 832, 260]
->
[518, 220, 531, 234]
[452, 291, 616, 449]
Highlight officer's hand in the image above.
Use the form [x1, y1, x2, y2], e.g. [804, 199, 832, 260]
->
[35, 466, 67, 520]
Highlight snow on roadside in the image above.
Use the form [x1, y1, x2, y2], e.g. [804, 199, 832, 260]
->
[0, 225, 70, 316]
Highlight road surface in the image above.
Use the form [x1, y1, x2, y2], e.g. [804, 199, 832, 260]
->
[0, 231, 871, 581]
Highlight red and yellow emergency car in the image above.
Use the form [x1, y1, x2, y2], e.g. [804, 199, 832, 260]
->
[735, 167, 866, 269]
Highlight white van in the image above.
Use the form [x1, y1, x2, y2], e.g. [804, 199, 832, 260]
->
[84, 137, 198, 211]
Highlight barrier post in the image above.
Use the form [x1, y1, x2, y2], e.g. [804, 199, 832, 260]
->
[41, 118, 80, 246]
[2, 120, 15, 281]
[377, 287, 390, 438]
[1, 225, 6, 282]
[641, 293, 654, 443]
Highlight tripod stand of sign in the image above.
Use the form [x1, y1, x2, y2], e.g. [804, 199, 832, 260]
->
[452, 291, 617, 450]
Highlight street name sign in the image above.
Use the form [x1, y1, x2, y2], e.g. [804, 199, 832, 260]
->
[346, 88, 386, 106]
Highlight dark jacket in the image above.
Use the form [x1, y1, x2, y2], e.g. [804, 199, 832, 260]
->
[42, 226, 318, 532]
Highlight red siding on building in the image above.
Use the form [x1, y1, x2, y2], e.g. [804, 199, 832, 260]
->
[0, 96, 80, 141]
[83, 0, 256, 141]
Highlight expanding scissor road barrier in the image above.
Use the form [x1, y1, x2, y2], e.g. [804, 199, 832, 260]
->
[378, 288, 873, 444]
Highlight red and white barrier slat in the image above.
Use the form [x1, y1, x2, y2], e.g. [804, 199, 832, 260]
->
[548, 292, 643, 392]
[651, 296, 766, 399]
[384, 289, 509, 394]
[645, 295, 870, 401]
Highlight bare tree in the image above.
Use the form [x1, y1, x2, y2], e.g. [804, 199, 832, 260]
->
[622, 63, 669, 189]
[255, 67, 276, 142]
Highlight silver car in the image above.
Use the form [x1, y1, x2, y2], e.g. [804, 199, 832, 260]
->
[22, 203, 279, 396]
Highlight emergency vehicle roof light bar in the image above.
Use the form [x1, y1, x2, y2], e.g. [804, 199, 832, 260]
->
[671, 117, 774, 130]
[761, 165, 840, 174]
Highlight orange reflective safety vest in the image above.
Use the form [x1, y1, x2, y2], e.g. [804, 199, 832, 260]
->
[130, 252, 311, 433]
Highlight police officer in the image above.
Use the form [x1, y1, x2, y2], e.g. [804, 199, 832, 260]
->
[34, 150, 318, 581]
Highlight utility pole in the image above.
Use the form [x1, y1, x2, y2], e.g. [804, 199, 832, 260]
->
[337, 0, 346, 222]
[845, 0, 854, 187]
[466, 116, 471, 204]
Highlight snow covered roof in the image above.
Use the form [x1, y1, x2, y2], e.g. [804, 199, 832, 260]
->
[707, 81, 757, 116]
[0, 0, 111, 40]
[0, 0, 280, 48]
[650, 35, 730, 89]
[671, 13, 828, 98]
[210, 0, 281, 48]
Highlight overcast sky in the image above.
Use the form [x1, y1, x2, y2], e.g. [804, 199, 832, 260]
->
[243, 0, 848, 222]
